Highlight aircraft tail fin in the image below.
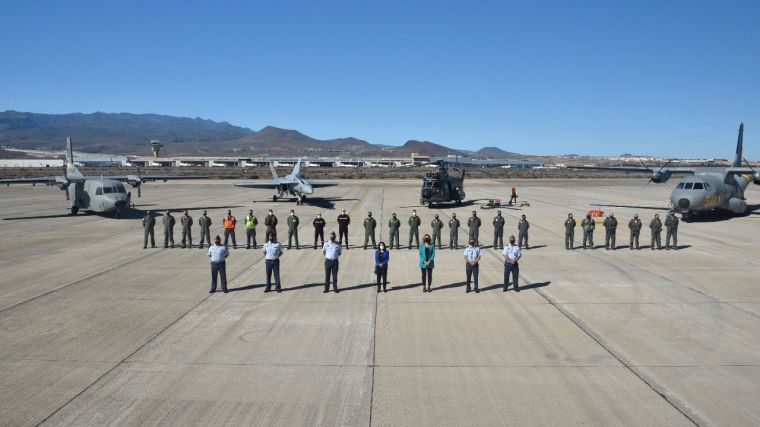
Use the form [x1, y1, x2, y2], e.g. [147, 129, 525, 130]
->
[64, 137, 84, 179]
[293, 158, 302, 176]
[269, 161, 279, 179]
[734, 122, 744, 167]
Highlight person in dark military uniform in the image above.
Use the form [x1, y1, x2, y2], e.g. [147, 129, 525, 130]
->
[264, 209, 278, 241]
[628, 213, 642, 250]
[163, 210, 175, 248]
[180, 210, 193, 248]
[430, 214, 444, 249]
[492, 211, 505, 249]
[581, 214, 595, 249]
[287, 209, 300, 249]
[337, 209, 351, 249]
[408, 210, 421, 249]
[142, 210, 156, 249]
[564, 213, 575, 250]
[388, 213, 401, 250]
[649, 214, 662, 250]
[467, 211, 481, 246]
[198, 210, 212, 249]
[603, 213, 618, 250]
[313, 213, 326, 249]
[448, 212, 460, 249]
[517, 214, 530, 249]
[665, 211, 679, 250]
[363, 211, 377, 249]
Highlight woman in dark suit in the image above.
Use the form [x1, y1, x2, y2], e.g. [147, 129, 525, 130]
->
[418, 234, 435, 292]
[375, 241, 390, 292]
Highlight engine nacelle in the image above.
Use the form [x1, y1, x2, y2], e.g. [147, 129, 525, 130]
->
[754, 172, 760, 185]
[728, 197, 747, 213]
[651, 170, 672, 183]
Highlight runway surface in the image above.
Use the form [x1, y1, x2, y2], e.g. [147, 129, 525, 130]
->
[1, 179, 759, 426]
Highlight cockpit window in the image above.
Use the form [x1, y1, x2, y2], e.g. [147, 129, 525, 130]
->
[693, 182, 704, 190]
[96, 188, 103, 195]
[675, 182, 685, 189]
[116, 185, 126, 193]
[704, 182, 711, 190]
[103, 187, 113, 194]
[684, 183, 694, 190]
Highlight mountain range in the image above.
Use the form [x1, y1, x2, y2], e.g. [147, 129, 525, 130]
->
[0, 110, 522, 158]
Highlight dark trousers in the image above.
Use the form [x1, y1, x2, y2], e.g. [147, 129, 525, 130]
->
[509, 195, 517, 204]
[266, 227, 277, 241]
[376, 265, 387, 290]
[210, 261, 227, 292]
[518, 232, 528, 249]
[182, 228, 192, 248]
[409, 229, 419, 248]
[605, 231, 616, 249]
[504, 262, 519, 290]
[224, 228, 236, 248]
[630, 232, 640, 249]
[666, 229, 678, 248]
[164, 229, 174, 248]
[389, 229, 400, 249]
[431, 232, 441, 249]
[265, 259, 281, 290]
[583, 231, 593, 248]
[324, 259, 339, 291]
[246, 229, 257, 249]
[144, 228, 155, 248]
[565, 230, 574, 249]
[288, 229, 299, 249]
[450, 230, 458, 248]
[493, 230, 503, 249]
[651, 232, 661, 249]
[466, 263, 479, 290]
[421, 267, 432, 289]
[364, 231, 376, 249]
[199, 229, 211, 248]
[314, 229, 324, 248]
[339, 228, 349, 248]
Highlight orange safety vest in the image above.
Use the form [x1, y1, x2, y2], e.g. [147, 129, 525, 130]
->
[223, 216, 236, 229]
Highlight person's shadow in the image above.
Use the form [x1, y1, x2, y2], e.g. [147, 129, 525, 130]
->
[226, 284, 267, 292]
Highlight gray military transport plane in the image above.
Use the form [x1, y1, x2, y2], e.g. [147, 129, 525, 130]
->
[1, 137, 204, 217]
[571, 123, 760, 221]
[235, 159, 337, 204]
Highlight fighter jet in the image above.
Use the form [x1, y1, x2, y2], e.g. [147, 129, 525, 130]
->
[235, 159, 336, 204]
[1, 137, 205, 216]
[570, 123, 760, 221]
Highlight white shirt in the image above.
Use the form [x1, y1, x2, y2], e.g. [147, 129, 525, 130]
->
[263, 242, 282, 260]
[502, 244, 522, 262]
[323, 241, 342, 260]
[463, 245, 480, 262]
[208, 244, 229, 263]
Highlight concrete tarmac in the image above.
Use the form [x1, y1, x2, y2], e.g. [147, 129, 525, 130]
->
[1, 179, 759, 426]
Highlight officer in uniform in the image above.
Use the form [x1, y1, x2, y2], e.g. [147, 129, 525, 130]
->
[363, 211, 377, 249]
[430, 214, 444, 249]
[665, 211, 679, 250]
[517, 214, 530, 249]
[245, 210, 258, 249]
[198, 211, 212, 249]
[313, 213, 326, 249]
[581, 214, 595, 249]
[181, 210, 193, 248]
[448, 212, 460, 249]
[492, 211, 505, 249]
[263, 234, 283, 292]
[603, 213, 618, 250]
[628, 214, 642, 250]
[323, 231, 342, 293]
[388, 213, 401, 249]
[502, 235, 522, 292]
[337, 209, 351, 249]
[564, 213, 575, 250]
[463, 239, 481, 293]
[468, 211, 481, 246]
[408, 210, 421, 249]
[223, 210, 237, 249]
[265, 209, 278, 241]
[142, 210, 156, 249]
[287, 209, 300, 249]
[649, 214, 663, 250]
[163, 210, 175, 248]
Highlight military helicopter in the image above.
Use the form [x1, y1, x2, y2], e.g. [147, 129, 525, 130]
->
[420, 160, 466, 207]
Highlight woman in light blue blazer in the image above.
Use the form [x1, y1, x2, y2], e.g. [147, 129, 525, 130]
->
[418, 233, 435, 292]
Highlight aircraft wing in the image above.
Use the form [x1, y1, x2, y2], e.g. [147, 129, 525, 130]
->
[234, 180, 283, 189]
[568, 165, 698, 174]
[0, 176, 66, 185]
[81, 174, 208, 182]
[725, 167, 756, 175]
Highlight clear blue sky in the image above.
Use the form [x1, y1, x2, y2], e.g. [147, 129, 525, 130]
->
[2, 0, 759, 158]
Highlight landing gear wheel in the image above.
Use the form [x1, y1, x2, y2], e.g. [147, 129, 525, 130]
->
[273, 195, 278, 202]
[456, 199, 462, 205]
[70, 206, 79, 216]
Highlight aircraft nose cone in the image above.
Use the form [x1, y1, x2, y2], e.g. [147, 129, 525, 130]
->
[677, 198, 690, 210]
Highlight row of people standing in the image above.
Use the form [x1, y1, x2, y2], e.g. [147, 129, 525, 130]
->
[564, 211, 680, 250]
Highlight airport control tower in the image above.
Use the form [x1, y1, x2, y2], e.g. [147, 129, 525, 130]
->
[150, 140, 164, 158]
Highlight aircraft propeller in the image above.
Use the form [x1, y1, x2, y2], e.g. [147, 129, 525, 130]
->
[743, 158, 760, 184]
[642, 160, 673, 186]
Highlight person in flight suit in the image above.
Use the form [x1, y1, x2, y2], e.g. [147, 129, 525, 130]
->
[581, 214, 595, 249]
[603, 213, 618, 250]
[265, 209, 278, 241]
[337, 209, 351, 249]
[287, 209, 300, 249]
[508, 186, 518, 205]
[430, 214, 444, 249]
[649, 214, 663, 250]
[180, 210, 193, 248]
[517, 214, 530, 249]
[363, 211, 377, 250]
[468, 211, 481, 246]
[564, 213, 575, 250]
[665, 211, 679, 250]
[493, 211, 505, 249]
[142, 210, 156, 249]
[313, 213, 326, 249]
[245, 210, 258, 249]
[449, 212, 461, 249]
[163, 210, 175, 248]
[223, 210, 237, 249]
[408, 210, 421, 249]
[198, 211, 212, 249]
[388, 213, 401, 250]
[628, 213, 642, 250]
